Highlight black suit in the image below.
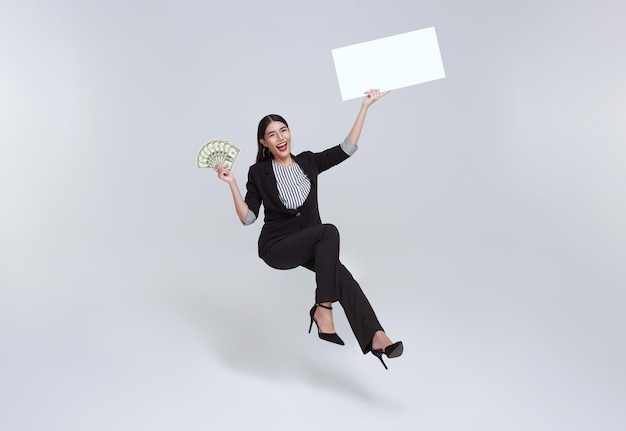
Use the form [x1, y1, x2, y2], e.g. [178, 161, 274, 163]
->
[244, 144, 383, 353]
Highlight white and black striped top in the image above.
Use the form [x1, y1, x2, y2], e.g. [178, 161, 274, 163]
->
[272, 160, 311, 210]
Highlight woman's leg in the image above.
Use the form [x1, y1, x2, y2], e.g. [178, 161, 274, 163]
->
[263, 223, 389, 353]
[262, 224, 343, 334]
[303, 259, 384, 353]
[262, 224, 341, 303]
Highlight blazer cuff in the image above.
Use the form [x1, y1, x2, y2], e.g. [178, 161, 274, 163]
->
[341, 137, 358, 156]
[243, 209, 257, 225]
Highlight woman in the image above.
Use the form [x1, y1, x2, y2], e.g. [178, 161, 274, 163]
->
[215, 89, 403, 369]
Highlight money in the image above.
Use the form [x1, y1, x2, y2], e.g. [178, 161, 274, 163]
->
[223, 145, 240, 169]
[197, 139, 240, 169]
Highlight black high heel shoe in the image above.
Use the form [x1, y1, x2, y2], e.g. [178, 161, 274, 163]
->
[308, 304, 345, 345]
[371, 341, 403, 370]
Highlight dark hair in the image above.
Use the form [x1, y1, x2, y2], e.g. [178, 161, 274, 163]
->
[256, 114, 289, 163]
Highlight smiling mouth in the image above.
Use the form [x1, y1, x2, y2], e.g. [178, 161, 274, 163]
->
[277, 142, 288, 151]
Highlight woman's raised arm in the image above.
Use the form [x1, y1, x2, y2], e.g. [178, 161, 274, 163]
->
[347, 89, 390, 146]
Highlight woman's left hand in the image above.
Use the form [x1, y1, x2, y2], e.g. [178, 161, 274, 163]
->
[362, 88, 391, 108]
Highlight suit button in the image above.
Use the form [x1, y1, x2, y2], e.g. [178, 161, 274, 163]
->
[296, 212, 301, 216]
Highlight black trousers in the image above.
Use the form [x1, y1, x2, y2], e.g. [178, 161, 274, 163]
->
[261, 223, 383, 353]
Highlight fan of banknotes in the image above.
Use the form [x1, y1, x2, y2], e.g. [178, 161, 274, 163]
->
[196, 138, 240, 170]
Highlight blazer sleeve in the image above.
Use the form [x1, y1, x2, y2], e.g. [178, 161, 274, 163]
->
[312, 143, 351, 173]
[244, 166, 262, 218]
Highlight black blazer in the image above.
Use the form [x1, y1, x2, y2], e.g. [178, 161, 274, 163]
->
[244, 144, 351, 257]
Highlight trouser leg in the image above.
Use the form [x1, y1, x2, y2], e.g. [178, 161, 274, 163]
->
[338, 263, 384, 354]
[262, 223, 384, 353]
[302, 259, 383, 353]
[261, 224, 340, 303]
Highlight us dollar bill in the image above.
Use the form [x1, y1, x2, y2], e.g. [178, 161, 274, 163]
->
[222, 145, 240, 169]
[197, 139, 240, 169]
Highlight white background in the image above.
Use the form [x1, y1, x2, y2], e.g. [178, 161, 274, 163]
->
[1, 1, 625, 430]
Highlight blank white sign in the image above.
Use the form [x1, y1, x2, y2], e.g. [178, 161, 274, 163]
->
[331, 27, 446, 101]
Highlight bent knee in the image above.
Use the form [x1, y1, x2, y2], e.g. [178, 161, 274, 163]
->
[321, 223, 340, 239]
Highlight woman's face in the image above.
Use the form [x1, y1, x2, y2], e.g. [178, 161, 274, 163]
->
[261, 121, 291, 161]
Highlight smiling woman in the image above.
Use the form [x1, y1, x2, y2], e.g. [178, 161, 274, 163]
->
[257, 115, 292, 165]
[213, 90, 403, 369]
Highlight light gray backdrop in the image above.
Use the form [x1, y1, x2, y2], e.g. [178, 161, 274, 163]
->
[1, 0, 624, 430]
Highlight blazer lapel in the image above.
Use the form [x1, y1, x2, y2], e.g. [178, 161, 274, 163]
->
[292, 153, 317, 187]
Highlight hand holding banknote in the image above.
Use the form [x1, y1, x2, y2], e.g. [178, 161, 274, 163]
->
[214, 163, 235, 184]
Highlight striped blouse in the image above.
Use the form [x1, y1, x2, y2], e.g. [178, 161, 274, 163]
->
[272, 160, 311, 210]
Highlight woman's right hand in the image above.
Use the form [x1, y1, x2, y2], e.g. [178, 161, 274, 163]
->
[214, 164, 236, 184]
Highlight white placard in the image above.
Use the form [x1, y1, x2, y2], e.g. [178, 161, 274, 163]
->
[331, 27, 446, 101]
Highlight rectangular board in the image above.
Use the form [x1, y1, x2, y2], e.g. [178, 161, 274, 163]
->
[331, 27, 446, 101]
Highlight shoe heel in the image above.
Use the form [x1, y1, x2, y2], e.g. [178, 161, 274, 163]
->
[370, 341, 403, 370]
[308, 305, 315, 333]
[308, 304, 345, 346]
[371, 350, 388, 370]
